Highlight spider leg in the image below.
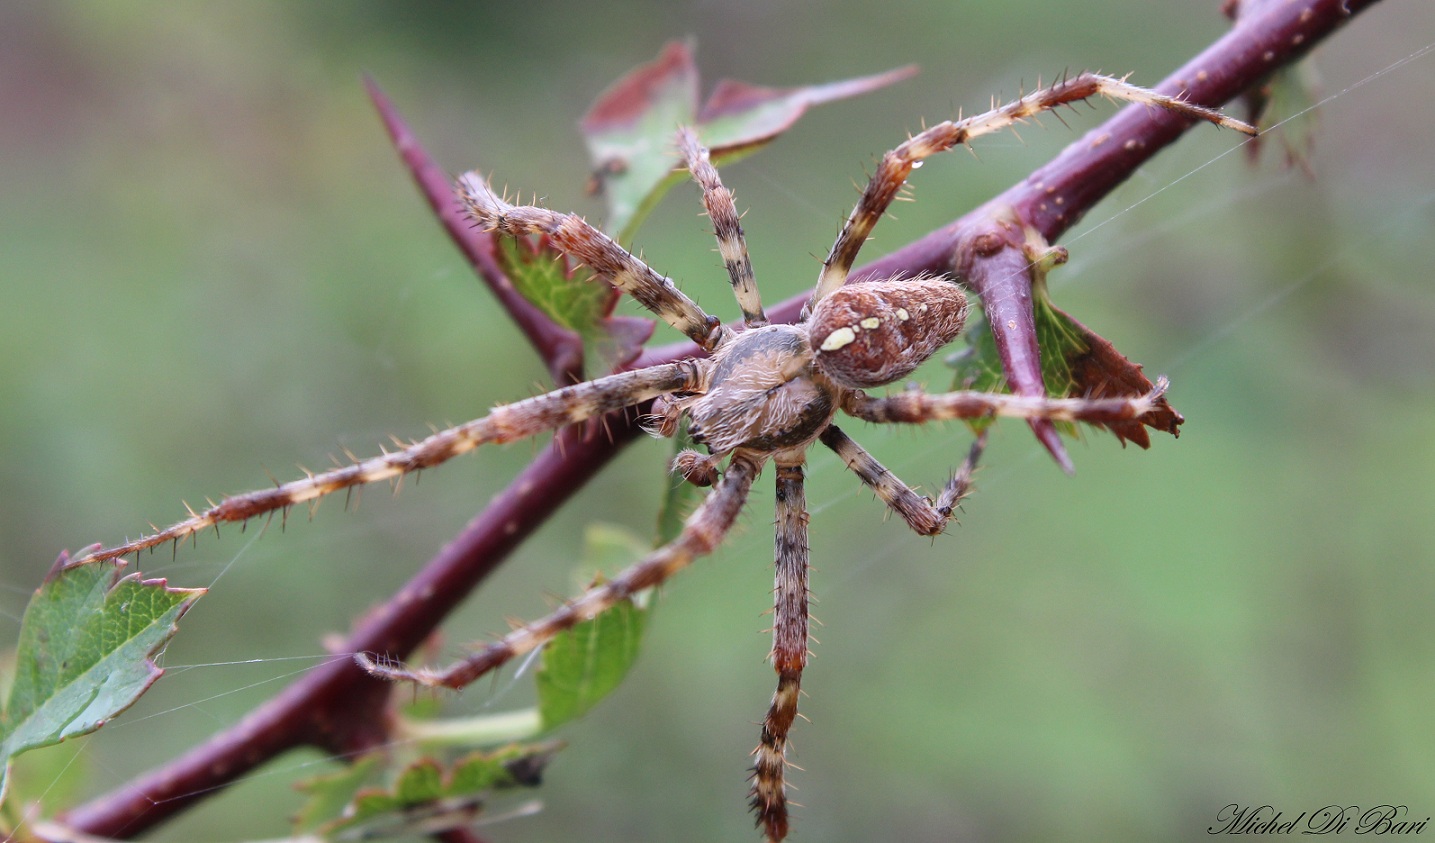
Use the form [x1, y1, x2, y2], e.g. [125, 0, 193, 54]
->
[676, 127, 767, 328]
[806, 73, 1257, 310]
[361, 450, 764, 689]
[750, 452, 809, 842]
[76, 361, 704, 565]
[841, 377, 1172, 429]
[459, 172, 722, 350]
[819, 425, 986, 537]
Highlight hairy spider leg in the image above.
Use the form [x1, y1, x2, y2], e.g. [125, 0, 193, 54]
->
[750, 452, 810, 842]
[360, 450, 765, 689]
[751, 433, 986, 840]
[806, 72, 1259, 311]
[676, 127, 768, 328]
[75, 362, 702, 566]
[819, 425, 987, 538]
[458, 173, 723, 350]
[840, 376, 1171, 427]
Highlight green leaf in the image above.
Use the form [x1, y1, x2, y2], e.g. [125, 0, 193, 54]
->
[447, 752, 507, 794]
[581, 41, 914, 238]
[946, 307, 1004, 396]
[0, 553, 201, 801]
[947, 301, 1080, 436]
[492, 236, 653, 376]
[581, 41, 700, 239]
[292, 753, 382, 833]
[494, 237, 607, 338]
[948, 294, 1070, 383]
[393, 758, 444, 804]
[536, 524, 650, 731]
[1030, 273, 1092, 402]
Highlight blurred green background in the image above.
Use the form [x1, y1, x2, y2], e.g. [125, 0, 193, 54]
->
[3, 2, 1434, 841]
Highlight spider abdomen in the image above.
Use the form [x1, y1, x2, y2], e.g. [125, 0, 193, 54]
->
[808, 278, 968, 388]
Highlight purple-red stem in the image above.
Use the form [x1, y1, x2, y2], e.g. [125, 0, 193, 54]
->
[62, 0, 1379, 837]
[364, 76, 587, 386]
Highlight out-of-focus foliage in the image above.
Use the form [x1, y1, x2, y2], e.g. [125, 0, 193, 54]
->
[293, 744, 559, 840]
[532, 525, 652, 732]
[2, 2, 1433, 842]
[578, 40, 913, 237]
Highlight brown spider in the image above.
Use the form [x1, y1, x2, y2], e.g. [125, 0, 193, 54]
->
[76, 73, 1254, 841]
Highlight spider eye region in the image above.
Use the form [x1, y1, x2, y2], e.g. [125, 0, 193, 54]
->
[808, 278, 968, 389]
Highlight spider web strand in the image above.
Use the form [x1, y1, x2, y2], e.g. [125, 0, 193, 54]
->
[808, 72, 1256, 310]
[360, 451, 764, 690]
[75, 363, 699, 565]
[819, 424, 984, 537]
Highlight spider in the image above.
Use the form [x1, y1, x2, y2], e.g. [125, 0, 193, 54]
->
[76, 73, 1254, 841]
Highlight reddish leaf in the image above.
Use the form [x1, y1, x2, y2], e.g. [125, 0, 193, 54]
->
[582, 41, 699, 133]
[1059, 308, 1183, 448]
[696, 65, 917, 153]
[1237, 63, 1321, 176]
[580, 42, 702, 236]
[581, 41, 913, 238]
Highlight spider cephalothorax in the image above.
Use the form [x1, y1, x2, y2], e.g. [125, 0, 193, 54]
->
[686, 323, 836, 454]
[74, 73, 1254, 842]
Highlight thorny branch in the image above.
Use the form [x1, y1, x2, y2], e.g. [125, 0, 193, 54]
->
[364, 76, 588, 387]
[60, 0, 1380, 837]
